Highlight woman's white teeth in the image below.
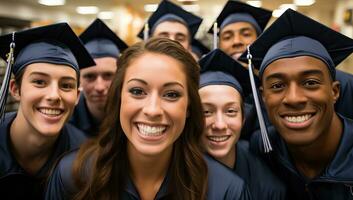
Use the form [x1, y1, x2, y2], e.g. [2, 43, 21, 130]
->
[39, 108, 62, 116]
[284, 114, 312, 123]
[137, 124, 166, 136]
[208, 135, 230, 142]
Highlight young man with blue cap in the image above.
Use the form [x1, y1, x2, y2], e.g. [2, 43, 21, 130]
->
[210, 0, 271, 63]
[137, 0, 202, 51]
[0, 23, 95, 199]
[69, 18, 128, 137]
[242, 9, 353, 200]
[199, 49, 287, 200]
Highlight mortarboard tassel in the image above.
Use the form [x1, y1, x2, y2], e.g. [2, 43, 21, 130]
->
[0, 32, 15, 122]
[143, 23, 149, 41]
[213, 22, 218, 50]
[247, 45, 272, 153]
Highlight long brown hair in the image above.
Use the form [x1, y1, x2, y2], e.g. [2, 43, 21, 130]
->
[72, 38, 208, 200]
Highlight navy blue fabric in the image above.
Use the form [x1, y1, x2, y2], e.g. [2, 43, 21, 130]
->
[13, 40, 79, 74]
[259, 36, 336, 80]
[0, 23, 95, 73]
[137, 0, 202, 39]
[200, 71, 244, 97]
[45, 152, 252, 199]
[220, 13, 261, 35]
[335, 70, 353, 120]
[208, 0, 272, 34]
[199, 49, 252, 98]
[150, 14, 188, 35]
[84, 38, 120, 59]
[234, 140, 286, 200]
[80, 18, 128, 59]
[239, 9, 353, 73]
[250, 115, 353, 200]
[69, 95, 99, 137]
[191, 39, 209, 59]
[0, 112, 86, 199]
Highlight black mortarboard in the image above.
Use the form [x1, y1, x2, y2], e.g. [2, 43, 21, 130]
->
[191, 39, 210, 59]
[239, 9, 353, 80]
[0, 23, 95, 120]
[137, 0, 202, 39]
[199, 49, 252, 98]
[208, 0, 272, 35]
[80, 18, 128, 59]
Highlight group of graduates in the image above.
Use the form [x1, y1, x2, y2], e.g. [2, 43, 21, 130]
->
[1, 0, 353, 199]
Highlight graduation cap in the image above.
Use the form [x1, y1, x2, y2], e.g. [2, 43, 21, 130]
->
[0, 22, 95, 120]
[208, 0, 272, 34]
[208, 0, 272, 49]
[191, 39, 210, 59]
[239, 9, 353, 80]
[199, 49, 252, 98]
[137, 0, 202, 40]
[80, 18, 128, 59]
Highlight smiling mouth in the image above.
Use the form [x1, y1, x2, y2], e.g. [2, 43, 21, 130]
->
[38, 108, 63, 117]
[137, 123, 167, 137]
[207, 135, 231, 142]
[283, 114, 313, 123]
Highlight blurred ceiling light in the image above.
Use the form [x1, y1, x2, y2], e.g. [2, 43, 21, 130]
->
[98, 11, 114, 19]
[38, 0, 65, 6]
[144, 4, 158, 12]
[76, 6, 99, 14]
[246, 1, 262, 8]
[294, 0, 315, 6]
[273, 4, 297, 17]
[182, 4, 200, 12]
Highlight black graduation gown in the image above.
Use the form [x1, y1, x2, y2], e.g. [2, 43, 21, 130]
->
[0, 112, 86, 200]
[335, 70, 353, 120]
[250, 115, 353, 200]
[234, 140, 287, 200]
[45, 152, 252, 200]
[69, 95, 100, 137]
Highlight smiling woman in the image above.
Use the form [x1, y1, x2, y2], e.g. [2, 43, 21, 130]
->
[0, 23, 94, 199]
[45, 37, 251, 200]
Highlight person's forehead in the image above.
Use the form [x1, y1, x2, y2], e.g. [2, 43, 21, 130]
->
[220, 21, 257, 34]
[25, 62, 77, 77]
[263, 56, 330, 78]
[153, 21, 189, 35]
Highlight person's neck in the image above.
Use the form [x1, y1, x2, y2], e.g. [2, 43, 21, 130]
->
[10, 112, 57, 175]
[128, 144, 172, 200]
[86, 100, 105, 123]
[288, 113, 343, 179]
[216, 145, 237, 169]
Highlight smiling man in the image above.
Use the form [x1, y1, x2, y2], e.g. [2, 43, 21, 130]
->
[244, 9, 353, 200]
[209, 0, 271, 63]
[69, 18, 128, 137]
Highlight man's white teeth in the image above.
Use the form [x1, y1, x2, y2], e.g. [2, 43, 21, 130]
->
[207, 135, 230, 142]
[39, 108, 62, 116]
[137, 124, 166, 137]
[284, 114, 312, 123]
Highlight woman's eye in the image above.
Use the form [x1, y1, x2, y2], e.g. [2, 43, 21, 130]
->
[31, 79, 46, 86]
[129, 87, 145, 96]
[164, 91, 181, 100]
[61, 83, 76, 90]
[226, 108, 239, 116]
[203, 110, 212, 116]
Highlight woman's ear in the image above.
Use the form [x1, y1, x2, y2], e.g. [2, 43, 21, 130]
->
[9, 79, 20, 101]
